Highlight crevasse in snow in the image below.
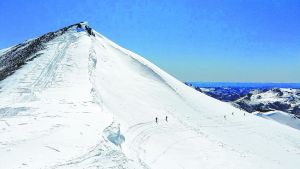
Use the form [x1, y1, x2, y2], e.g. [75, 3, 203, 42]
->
[103, 122, 125, 146]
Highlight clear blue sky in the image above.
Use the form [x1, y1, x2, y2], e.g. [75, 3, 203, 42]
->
[0, 0, 299, 82]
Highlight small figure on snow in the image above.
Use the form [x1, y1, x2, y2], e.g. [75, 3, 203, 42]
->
[165, 116, 168, 122]
[155, 117, 158, 124]
[232, 112, 234, 115]
[85, 25, 95, 36]
[224, 115, 226, 119]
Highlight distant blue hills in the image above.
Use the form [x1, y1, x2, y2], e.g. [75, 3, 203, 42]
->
[186, 82, 300, 89]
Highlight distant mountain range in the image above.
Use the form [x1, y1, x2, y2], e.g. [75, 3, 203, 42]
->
[185, 82, 300, 118]
[187, 82, 300, 89]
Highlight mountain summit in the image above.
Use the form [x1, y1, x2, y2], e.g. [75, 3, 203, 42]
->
[0, 23, 299, 169]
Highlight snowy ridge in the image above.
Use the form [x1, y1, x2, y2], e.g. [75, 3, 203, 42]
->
[1, 23, 300, 169]
[0, 22, 85, 81]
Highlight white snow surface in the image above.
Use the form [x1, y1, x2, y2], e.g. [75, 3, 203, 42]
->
[255, 111, 300, 130]
[1, 25, 300, 169]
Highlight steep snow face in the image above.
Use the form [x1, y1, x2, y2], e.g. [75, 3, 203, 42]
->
[0, 23, 140, 169]
[1, 23, 300, 169]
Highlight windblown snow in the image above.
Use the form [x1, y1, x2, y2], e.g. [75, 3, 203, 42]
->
[0, 22, 300, 169]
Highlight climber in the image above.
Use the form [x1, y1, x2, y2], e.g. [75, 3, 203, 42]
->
[165, 116, 168, 122]
[155, 117, 158, 124]
[85, 25, 93, 36]
[76, 24, 85, 32]
[87, 28, 92, 35]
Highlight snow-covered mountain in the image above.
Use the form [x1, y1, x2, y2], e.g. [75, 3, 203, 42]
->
[1, 22, 300, 169]
[185, 83, 300, 130]
[234, 88, 300, 117]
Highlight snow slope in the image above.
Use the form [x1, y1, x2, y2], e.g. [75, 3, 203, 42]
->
[255, 111, 300, 130]
[0, 23, 300, 169]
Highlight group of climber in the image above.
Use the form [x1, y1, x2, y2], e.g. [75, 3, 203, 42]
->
[224, 111, 246, 119]
[155, 111, 247, 123]
[155, 116, 168, 124]
[76, 23, 95, 37]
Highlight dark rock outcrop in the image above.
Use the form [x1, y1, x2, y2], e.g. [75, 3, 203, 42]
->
[0, 22, 86, 81]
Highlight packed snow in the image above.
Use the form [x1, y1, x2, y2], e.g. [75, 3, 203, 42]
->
[0, 23, 300, 169]
[255, 111, 300, 130]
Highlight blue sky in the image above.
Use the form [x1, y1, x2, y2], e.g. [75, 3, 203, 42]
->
[0, 0, 299, 82]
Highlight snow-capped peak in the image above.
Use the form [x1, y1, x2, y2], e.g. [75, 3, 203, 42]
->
[0, 23, 300, 169]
